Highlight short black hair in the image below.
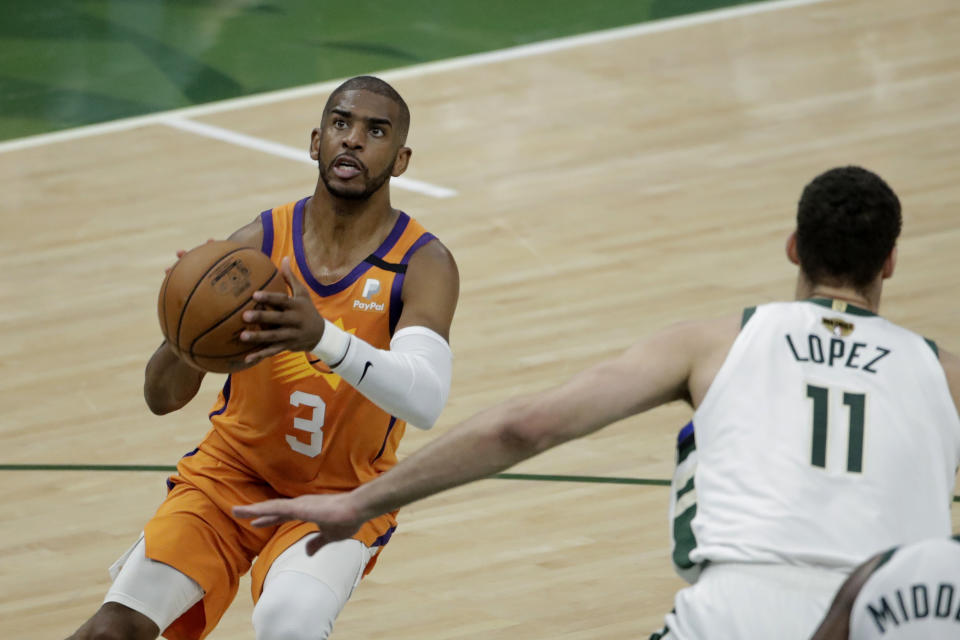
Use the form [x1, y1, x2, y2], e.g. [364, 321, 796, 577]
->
[322, 75, 410, 144]
[796, 166, 902, 290]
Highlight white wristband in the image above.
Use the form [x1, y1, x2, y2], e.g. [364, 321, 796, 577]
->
[310, 319, 352, 367]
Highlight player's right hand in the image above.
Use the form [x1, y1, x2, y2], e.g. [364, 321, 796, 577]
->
[238, 257, 326, 364]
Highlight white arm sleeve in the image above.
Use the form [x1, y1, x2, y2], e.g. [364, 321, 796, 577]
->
[311, 323, 452, 429]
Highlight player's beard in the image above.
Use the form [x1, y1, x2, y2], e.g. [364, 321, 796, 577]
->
[319, 156, 395, 201]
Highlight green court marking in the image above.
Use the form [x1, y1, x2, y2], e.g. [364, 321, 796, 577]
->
[0, 463, 177, 472]
[0, 463, 666, 486]
[495, 473, 670, 486]
[4, 465, 957, 503]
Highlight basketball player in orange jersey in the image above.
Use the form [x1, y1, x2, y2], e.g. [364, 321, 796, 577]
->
[67, 76, 459, 640]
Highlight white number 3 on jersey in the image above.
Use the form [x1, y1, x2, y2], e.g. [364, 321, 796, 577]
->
[287, 391, 326, 457]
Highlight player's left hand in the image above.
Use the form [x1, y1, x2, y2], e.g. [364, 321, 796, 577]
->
[232, 494, 364, 555]
[240, 256, 326, 365]
[164, 238, 215, 275]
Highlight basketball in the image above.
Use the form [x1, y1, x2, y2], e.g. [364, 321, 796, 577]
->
[158, 240, 287, 373]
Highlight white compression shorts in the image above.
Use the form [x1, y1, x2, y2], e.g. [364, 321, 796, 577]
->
[104, 534, 204, 631]
[106, 533, 376, 639]
[252, 535, 377, 640]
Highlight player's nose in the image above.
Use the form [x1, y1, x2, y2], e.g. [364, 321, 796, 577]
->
[342, 125, 364, 149]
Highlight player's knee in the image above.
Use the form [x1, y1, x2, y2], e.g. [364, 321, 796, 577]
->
[252, 598, 335, 640]
[252, 573, 341, 640]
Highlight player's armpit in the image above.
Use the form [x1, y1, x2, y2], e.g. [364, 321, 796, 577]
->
[226, 214, 266, 251]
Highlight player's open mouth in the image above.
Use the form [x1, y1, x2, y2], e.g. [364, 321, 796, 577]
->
[332, 155, 364, 179]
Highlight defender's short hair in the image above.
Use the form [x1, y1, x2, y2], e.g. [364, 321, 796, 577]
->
[796, 166, 902, 290]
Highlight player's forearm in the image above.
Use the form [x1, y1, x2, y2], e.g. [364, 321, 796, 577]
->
[351, 397, 547, 519]
[311, 323, 452, 429]
[144, 342, 206, 415]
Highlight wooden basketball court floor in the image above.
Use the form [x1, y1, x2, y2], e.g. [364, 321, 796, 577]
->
[2, 0, 959, 637]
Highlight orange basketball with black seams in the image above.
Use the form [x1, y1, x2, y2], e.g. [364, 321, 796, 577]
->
[158, 240, 287, 373]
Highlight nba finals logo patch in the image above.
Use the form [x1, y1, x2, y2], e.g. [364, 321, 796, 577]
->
[822, 317, 855, 337]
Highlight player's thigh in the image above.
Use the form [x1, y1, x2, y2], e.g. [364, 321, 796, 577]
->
[101, 535, 204, 634]
[252, 536, 376, 639]
[141, 475, 272, 638]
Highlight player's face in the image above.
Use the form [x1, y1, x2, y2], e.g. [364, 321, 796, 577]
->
[313, 90, 410, 200]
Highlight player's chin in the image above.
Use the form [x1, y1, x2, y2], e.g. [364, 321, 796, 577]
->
[326, 179, 371, 200]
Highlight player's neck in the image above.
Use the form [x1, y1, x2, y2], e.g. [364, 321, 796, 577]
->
[796, 279, 882, 313]
[301, 188, 398, 278]
[307, 183, 395, 238]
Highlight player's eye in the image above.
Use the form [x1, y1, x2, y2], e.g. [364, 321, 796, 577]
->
[370, 127, 384, 137]
[333, 119, 347, 129]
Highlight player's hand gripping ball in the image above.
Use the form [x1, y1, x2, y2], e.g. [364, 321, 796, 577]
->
[158, 241, 287, 373]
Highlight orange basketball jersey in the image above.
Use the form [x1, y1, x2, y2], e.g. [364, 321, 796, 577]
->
[202, 197, 436, 539]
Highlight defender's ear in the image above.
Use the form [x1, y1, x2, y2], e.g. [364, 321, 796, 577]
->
[882, 245, 897, 280]
[786, 231, 801, 266]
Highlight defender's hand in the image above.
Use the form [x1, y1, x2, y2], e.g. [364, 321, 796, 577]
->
[240, 257, 326, 365]
[232, 493, 363, 556]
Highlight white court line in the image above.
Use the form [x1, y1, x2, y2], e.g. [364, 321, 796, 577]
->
[160, 117, 457, 199]
[0, 0, 829, 155]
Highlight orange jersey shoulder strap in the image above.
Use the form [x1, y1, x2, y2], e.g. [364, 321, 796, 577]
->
[259, 197, 435, 335]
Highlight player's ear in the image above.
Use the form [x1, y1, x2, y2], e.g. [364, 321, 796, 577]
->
[882, 245, 897, 279]
[785, 231, 801, 266]
[391, 146, 411, 177]
[309, 128, 321, 161]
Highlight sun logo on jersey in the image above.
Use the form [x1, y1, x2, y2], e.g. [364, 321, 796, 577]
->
[271, 318, 356, 390]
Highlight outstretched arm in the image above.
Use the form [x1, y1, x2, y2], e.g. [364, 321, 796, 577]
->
[234, 320, 704, 553]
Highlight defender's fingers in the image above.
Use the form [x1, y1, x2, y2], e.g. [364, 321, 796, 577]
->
[233, 501, 292, 519]
[250, 515, 288, 527]
[306, 534, 330, 556]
